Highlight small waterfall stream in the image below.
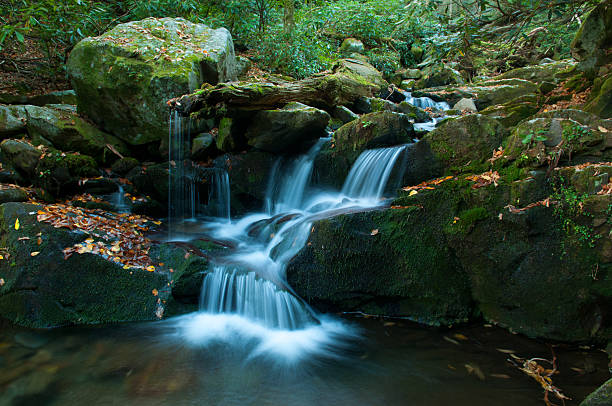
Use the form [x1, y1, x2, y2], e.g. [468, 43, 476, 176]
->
[168, 111, 411, 358]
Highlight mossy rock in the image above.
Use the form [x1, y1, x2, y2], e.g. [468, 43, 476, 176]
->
[35, 151, 99, 196]
[422, 114, 507, 170]
[480, 101, 539, 127]
[25, 105, 128, 164]
[571, 1, 612, 78]
[495, 60, 576, 83]
[415, 63, 465, 89]
[67, 17, 237, 145]
[286, 207, 474, 326]
[0, 105, 27, 136]
[244, 102, 330, 153]
[0, 202, 171, 327]
[340, 38, 364, 55]
[581, 378, 612, 406]
[334, 111, 414, 154]
[585, 74, 612, 119]
[0, 138, 42, 179]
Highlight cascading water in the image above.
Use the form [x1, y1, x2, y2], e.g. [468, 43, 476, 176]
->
[168, 112, 231, 235]
[402, 90, 452, 132]
[168, 115, 410, 358]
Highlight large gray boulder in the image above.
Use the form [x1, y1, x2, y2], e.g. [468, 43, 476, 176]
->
[0, 139, 42, 178]
[67, 17, 237, 146]
[0, 105, 27, 137]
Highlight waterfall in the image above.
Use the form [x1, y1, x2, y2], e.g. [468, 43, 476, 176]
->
[403, 91, 450, 111]
[341, 146, 407, 200]
[197, 141, 410, 330]
[168, 112, 231, 232]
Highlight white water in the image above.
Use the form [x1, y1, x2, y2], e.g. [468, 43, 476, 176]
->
[170, 135, 409, 359]
[402, 91, 451, 132]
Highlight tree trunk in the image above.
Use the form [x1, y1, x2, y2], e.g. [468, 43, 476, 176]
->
[283, 0, 295, 34]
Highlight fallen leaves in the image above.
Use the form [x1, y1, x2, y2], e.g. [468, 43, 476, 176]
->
[14, 219, 19, 230]
[30, 251, 40, 257]
[0, 278, 4, 287]
[402, 176, 454, 192]
[597, 182, 612, 195]
[36, 203, 158, 270]
[466, 171, 500, 189]
[370, 229, 379, 236]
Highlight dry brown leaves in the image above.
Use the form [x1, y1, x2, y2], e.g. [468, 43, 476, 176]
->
[555, 162, 612, 171]
[402, 176, 455, 191]
[36, 203, 160, 270]
[466, 171, 500, 189]
[598, 182, 612, 195]
[508, 353, 570, 406]
[504, 198, 554, 214]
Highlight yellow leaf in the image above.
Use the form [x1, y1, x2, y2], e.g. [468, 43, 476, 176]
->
[152, 288, 158, 296]
[0, 255, 3, 260]
[146, 265, 155, 272]
[409, 190, 418, 196]
[30, 251, 40, 257]
[370, 229, 379, 236]
[0, 278, 4, 286]
[14, 218, 19, 230]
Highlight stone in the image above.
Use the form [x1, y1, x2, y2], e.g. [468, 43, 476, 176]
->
[332, 106, 359, 124]
[0, 105, 27, 137]
[396, 102, 431, 122]
[411, 45, 424, 62]
[334, 111, 415, 154]
[422, 114, 506, 169]
[67, 17, 237, 145]
[25, 106, 129, 164]
[340, 38, 365, 54]
[571, 1, 612, 78]
[191, 133, 216, 160]
[235, 55, 251, 78]
[244, 102, 330, 153]
[453, 98, 477, 112]
[495, 60, 575, 83]
[400, 79, 416, 89]
[581, 379, 612, 406]
[415, 63, 464, 89]
[287, 207, 473, 326]
[585, 74, 612, 119]
[36, 151, 100, 197]
[480, 100, 539, 127]
[0, 187, 28, 204]
[0, 139, 42, 178]
[0, 202, 171, 327]
[111, 157, 140, 175]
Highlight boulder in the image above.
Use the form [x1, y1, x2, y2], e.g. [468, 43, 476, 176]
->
[25, 106, 128, 164]
[0, 187, 28, 203]
[0, 202, 170, 327]
[334, 111, 415, 154]
[581, 379, 612, 406]
[35, 151, 99, 196]
[340, 38, 365, 54]
[0, 105, 27, 137]
[585, 74, 612, 119]
[495, 60, 575, 83]
[571, 1, 612, 78]
[415, 64, 464, 89]
[287, 207, 473, 326]
[191, 133, 216, 161]
[422, 114, 506, 170]
[0, 90, 77, 106]
[480, 99, 539, 127]
[111, 157, 140, 176]
[332, 106, 359, 124]
[0, 139, 42, 178]
[453, 98, 477, 112]
[67, 17, 237, 145]
[244, 102, 330, 153]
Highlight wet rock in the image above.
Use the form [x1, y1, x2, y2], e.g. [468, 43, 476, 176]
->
[67, 17, 237, 145]
[581, 378, 612, 406]
[287, 207, 473, 326]
[14, 332, 49, 349]
[244, 102, 330, 153]
[191, 133, 216, 161]
[111, 157, 140, 176]
[35, 151, 99, 197]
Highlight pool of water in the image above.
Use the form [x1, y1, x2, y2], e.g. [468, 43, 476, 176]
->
[0, 315, 608, 406]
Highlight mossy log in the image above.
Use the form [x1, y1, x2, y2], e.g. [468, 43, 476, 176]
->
[169, 59, 387, 115]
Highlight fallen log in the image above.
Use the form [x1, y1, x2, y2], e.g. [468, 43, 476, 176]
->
[168, 58, 388, 115]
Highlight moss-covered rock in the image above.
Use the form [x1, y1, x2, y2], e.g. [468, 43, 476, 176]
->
[0, 202, 170, 327]
[480, 100, 539, 127]
[0, 105, 27, 137]
[585, 74, 612, 119]
[422, 114, 506, 171]
[415, 63, 465, 89]
[35, 151, 99, 196]
[581, 378, 612, 406]
[0, 139, 42, 179]
[571, 1, 612, 78]
[340, 38, 364, 55]
[495, 60, 576, 83]
[214, 150, 277, 215]
[24, 105, 128, 164]
[334, 111, 414, 154]
[0, 187, 28, 203]
[67, 17, 237, 145]
[244, 102, 330, 153]
[286, 207, 474, 326]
